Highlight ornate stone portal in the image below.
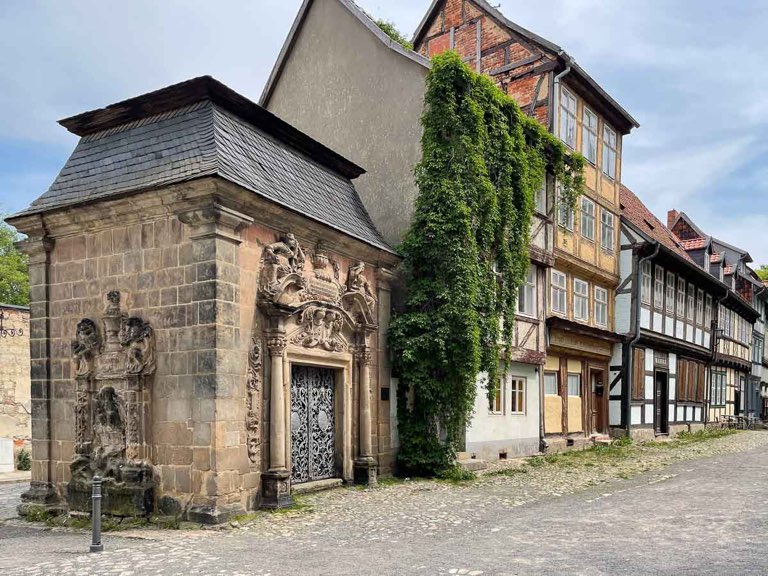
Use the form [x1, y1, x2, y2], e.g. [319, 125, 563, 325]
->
[258, 234, 378, 507]
[67, 291, 156, 516]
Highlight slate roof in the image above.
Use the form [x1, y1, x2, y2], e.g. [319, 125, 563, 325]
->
[619, 185, 694, 264]
[14, 77, 393, 253]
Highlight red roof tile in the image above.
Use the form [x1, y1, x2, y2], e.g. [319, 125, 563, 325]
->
[710, 253, 723, 263]
[680, 237, 707, 250]
[620, 186, 695, 264]
[724, 265, 734, 275]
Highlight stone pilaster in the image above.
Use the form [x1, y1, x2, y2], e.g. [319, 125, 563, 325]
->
[261, 325, 292, 509]
[17, 234, 61, 514]
[177, 203, 254, 524]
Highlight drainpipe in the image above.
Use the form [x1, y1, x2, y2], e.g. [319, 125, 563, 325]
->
[625, 242, 661, 436]
[551, 54, 572, 134]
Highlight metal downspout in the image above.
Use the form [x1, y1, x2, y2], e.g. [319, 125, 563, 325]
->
[625, 242, 661, 436]
[551, 55, 572, 134]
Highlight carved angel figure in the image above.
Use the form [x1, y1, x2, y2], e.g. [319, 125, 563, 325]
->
[262, 233, 306, 285]
[72, 319, 100, 377]
[346, 261, 375, 309]
[120, 317, 156, 375]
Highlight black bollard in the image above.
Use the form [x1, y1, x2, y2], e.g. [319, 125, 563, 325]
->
[90, 475, 103, 553]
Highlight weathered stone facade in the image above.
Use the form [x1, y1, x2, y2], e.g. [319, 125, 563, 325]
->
[0, 305, 31, 470]
[9, 78, 398, 522]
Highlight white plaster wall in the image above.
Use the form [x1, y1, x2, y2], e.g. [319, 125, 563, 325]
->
[615, 292, 632, 334]
[466, 363, 539, 458]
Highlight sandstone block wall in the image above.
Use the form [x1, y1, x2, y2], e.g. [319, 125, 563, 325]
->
[0, 305, 31, 463]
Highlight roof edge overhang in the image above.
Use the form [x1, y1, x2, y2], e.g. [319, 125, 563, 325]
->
[58, 75, 366, 181]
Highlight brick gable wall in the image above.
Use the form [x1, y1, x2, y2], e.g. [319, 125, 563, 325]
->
[415, 0, 553, 128]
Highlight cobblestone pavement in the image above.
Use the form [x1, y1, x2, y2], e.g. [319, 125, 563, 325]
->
[2, 431, 768, 575]
[0, 483, 25, 520]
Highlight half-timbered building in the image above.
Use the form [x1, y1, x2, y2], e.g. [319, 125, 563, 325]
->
[667, 211, 759, 423]
[612, 188, 726, 439]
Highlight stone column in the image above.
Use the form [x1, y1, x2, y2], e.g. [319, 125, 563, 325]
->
[354, 339, 377, 486]
[17, 234, 61, 514]
[261, 324, 292, 508]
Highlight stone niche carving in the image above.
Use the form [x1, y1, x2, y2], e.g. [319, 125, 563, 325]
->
[259, 233, 377, 350]
[68, 291, 156, 517]
[246, 338, 263, 465]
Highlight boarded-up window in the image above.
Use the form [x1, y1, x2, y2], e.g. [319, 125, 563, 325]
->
[697, 363, 706, 403]
[677, 358, 705, 403]
[632, 348, 645, 400]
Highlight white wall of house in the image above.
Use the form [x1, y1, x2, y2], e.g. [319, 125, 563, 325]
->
[466, 363, 540, 459]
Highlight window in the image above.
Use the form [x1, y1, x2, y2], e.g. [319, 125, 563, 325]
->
[574, 278, 589, 321]
[489, 378, 504, 414]
[544, 372, 559, 395]
[602, 125, 617, 179]
[710, 370, 726, 406]
[641, 261, 652, 305]
[567, 373, 581, 397]
[559, 87, 577, 148]
[696, 289, 704, 326]
[723, 307, 731, 337]
[582, 107, 598, 163]
[600, 210, 614, 252]
[753, 335, 764, 364]
[687, 284, 695, 322]
[557, 186, 574, 230]
[580, 197, 595, 241]
[551, 270, 567, 315]
[535, 180, 547, 214]
[517, 265, 537, 317]
[594, 286, 608, 327]
[632, 349, 645, 400]
[677, 278, 686, 318]
[510, 378, 525, 414]
[705, 294, 712, 328]
[654, 265, 664, 310]
[665, 272, 675, 315]
[677, 358, 704, 403]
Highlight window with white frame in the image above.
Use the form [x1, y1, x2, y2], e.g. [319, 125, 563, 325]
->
[582, 107, 598, 163]
[666, 272, 675, 315]
[600, 210, 614, 251]
[677, 277, 686, 318]
[705, 294, 712, 328]
[654, 265, 664, 310]
[687, 284, 695, 322]
[580, 197, 595, 241]
[696, 289, 704, 326]
[710, 370, 726, 406]
[559, 87, 577, 148]
[567, 373, 581, 396]
[517, 265, 537, 317]
[489, 377, 504, 414]
[602, 125, 617, 179]
[544, 372, 558, 395]
[557, 186, 574, 230]
[551, 270, 567, 315]
[574, 278, 589, 321]
[509, 377, 525, 414]
[641, 261, 652, 305]
[595, 286, 608, 327]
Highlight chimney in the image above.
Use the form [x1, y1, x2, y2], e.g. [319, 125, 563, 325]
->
[667, 210, 679, 229]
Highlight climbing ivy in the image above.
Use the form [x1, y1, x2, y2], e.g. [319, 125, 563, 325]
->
[390, 51, 584, 476]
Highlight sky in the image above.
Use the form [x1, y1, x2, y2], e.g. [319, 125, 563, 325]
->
[1, 0, 767, 263]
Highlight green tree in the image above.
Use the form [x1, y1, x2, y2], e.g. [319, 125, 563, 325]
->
[0, 219, 29, 306]
[374, 19, 414, 51]
[755, 265, 768, 281]
[390, 52, 583, 476]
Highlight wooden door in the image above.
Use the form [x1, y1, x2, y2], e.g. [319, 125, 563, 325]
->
[590, 369, 606, 433]
[654, 371, 669, 434]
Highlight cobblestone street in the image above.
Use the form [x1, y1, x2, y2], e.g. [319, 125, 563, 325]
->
[1, 431, 767, 575]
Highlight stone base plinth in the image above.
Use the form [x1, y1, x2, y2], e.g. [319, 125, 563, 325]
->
[186, 503, 246, 525]
[353, 457, 377, 486]
[67, 467, 155, 517]
[260, 469, 292, 509]
[18, 481, 64, 517]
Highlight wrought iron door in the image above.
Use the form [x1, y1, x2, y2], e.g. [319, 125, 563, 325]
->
[290, 366, 336, 484]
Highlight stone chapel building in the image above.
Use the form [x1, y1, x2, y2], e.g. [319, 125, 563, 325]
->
[8, 77, 399, 522]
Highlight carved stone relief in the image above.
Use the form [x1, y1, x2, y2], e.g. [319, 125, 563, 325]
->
[67, 291, 156, 516]
[246, 338, 263, 464]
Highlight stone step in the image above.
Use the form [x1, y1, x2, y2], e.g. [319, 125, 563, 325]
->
[591, 435, 612, 446]
[291, 478, 343, 495]
[458, 458, 488, 472]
